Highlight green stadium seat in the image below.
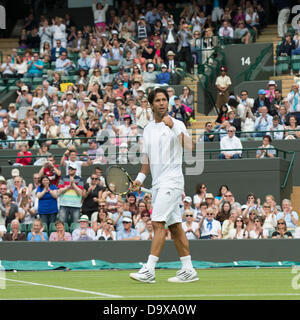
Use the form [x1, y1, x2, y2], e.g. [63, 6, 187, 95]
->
[7, 223, 28, 233]
[49, 222, 69, 233]
[292, 62, 300, 72]
[276, 56, 290, 64]
[70, 222, 80, 233]
[32, 77, 44, 85]
[21, 77, 33, 85]
[291, 55, 300, 63]
[276, 63, 289, 75]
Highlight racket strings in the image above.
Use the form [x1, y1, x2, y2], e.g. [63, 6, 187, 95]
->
[106, 167, 131, 195]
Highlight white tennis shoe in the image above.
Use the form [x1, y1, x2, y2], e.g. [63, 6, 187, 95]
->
[168, 268, 199, 283]
[129, 265, 156, 284]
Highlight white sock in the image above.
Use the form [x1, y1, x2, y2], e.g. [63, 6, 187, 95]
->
[180, 255, 193, 270]
[145, 255, 159, 270]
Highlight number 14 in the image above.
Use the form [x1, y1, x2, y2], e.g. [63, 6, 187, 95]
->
[241, 57, 251, 66]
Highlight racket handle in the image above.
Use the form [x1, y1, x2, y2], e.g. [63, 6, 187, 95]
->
[141, 187, 152, 195]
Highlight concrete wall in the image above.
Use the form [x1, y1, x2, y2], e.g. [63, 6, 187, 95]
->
[0, 240, 299, 263]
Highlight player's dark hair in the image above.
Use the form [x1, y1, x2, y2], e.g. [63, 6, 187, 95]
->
[147, 87, 169, 105]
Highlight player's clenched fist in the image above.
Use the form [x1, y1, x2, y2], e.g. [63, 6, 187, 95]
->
[162, 115, 174, 129]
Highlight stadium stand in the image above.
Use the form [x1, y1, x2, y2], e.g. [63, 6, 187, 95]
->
[0, 0, 300, 243]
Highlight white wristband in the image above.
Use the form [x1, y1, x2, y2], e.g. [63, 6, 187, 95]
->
[172, 121, 182, 137]
[136, 172, 146, 184]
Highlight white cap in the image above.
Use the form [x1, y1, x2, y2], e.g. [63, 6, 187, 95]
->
[11, 168, 20, 177]
[161, 64, 167, 68]
[183, 196, 192, 203]
[123, 217, 132, 223]
[120, 142, 128, 148]
[268, 80, 277, 86]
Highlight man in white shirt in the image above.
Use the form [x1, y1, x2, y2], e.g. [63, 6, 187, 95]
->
[219, 126, 243, 159]
[130, 87, 198, 284]
[218, 20, 234, 39]
[199, 207, 222, 239]
[60, 149, 92, 177]
[254, 106, 273, 137]
[267, 115, 284, 140]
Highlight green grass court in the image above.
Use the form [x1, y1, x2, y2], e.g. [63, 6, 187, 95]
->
[0, 268, 300, 300]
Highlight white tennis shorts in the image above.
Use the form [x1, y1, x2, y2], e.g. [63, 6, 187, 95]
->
[151, 188, 183, 227]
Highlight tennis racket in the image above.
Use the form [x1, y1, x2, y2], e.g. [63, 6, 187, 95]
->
[105, 165, 152, 196]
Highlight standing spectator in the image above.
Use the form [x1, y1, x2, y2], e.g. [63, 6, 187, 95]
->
[3, 219, 26, 241]
[254, 106, 273, 136]
[0, 193, 19, 227]
[69, 30, 87, 54]
[215, 66, 231, 110]
[162, 20, 177, 55]
[245, 6, 260, 40]
[49, 220, 72, 241]
[177, 22, 193, 74]
[36, 175, 58, 227]
[92, 0, 109, 31]
[276, 199, 298, 230]
[199, 208, 222, 239]
[38, 155, 61, 186]
[274, 0, 291, 38]
[219, 126, 243, 159]
[179, 86, 194, 113]
[16, 86, 33, 121]
[50, 17, 67, 48]
[15, 144, 32, 166]
[252, 89, 271, 115]
[58, 164, 84, 223]
[38, 19, 52, 51]
[26, 27, 40, 49]
[171, 96, 188, 124]
[27, 218, 48, 242]
[287, 84, 300, 113]
[50, 39, 67, 62]
[82, 173, 104, 218]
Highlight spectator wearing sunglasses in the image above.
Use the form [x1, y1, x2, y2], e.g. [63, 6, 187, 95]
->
[228, 216, 248, 239]
[199, 208, 222, 239]
[272, 219, 293, 239]
[249, 216, 268, 239]
[96, 218, 116, 240]
[219, 126, 243, 159]
[182, 209, 200, 240]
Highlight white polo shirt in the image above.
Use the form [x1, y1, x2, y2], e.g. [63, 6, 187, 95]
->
[142, 119, 188, 190]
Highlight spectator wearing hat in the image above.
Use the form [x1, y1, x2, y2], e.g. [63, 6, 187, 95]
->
[265, 80, 277, 104]
[6, 169, 25, 193]
[219, 126, 243, 159]
[116, 217, 141, 240]
[171, 96, 188, 124]
[58, 163, 84, 224]
[181, 196, 196, 218]
[72, 214, 96, 240]
[156, 64, 170, 85]
[143, 63, 158, 84]
[215, 66, 231, 110]
[252, 89, 272, 115]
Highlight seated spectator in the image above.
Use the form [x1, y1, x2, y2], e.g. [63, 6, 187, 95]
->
[116, 217, 140, 240]
[108, 39, 123, 66]
[40, 41, 52, 59]
[276, 199, 298, 230]
[219, 126, 242, 159]
[261, 202, 277, 232]
[288, 85, 300, 113]
[77, 50, 91, 72]
[234, 20, 251, 44]
[267, 115, 284, 140]
[156, 64, 170, 85]
[0, 55, 16, 79]
[199, 208, 222, 239]
[216, 201, 231, 225]
[278, 33, 295, 57]
[0, 192, 19, 227]
[256, 135, 276, 158]
[218, 20, 234, 40]
[249, 216, 268, 239]
[222, 210, 239, 239]
[15, 144, 32, 166]
[26, 27, 40, 49]
[227, 109, 241, 133]
[272, 219, 293, 239]
[14, 55, 27, 77]
[49, 52, 75, 76]
[3, 219, 26, 241]
[90, 50, 107, 76]
[27, 218, 48, 242]
[72, 215, 96, 240]
[254, 106, 273, 136]
[284, 115, 300, 139]
[245, 6, 260, 40]
[203, 121, 216, 142]
[228, 216, 248, 239]
[143, 63, 158, 84]
[140, 37, 155, 63]
[8, 103, 18, 128]
[182, 209, 200, 240]
[49, 220, 72, 241]
[140, 218, 154, 240]
[50, 39, 67, 62]
[96, 218, 116, 240]
[136, 97, 153, 129]
[91, 207, 108, 233]
[69, 29, 87, 54]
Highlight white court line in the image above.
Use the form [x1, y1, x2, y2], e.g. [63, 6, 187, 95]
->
[0, 277, 122, 299]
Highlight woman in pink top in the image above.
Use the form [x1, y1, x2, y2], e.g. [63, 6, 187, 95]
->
[49, 220, 72, 241]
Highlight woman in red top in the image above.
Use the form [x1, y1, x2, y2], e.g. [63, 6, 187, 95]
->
[16, 143, 32, 166]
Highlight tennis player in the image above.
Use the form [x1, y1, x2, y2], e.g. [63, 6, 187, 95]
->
[129, 87, 199, 283]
